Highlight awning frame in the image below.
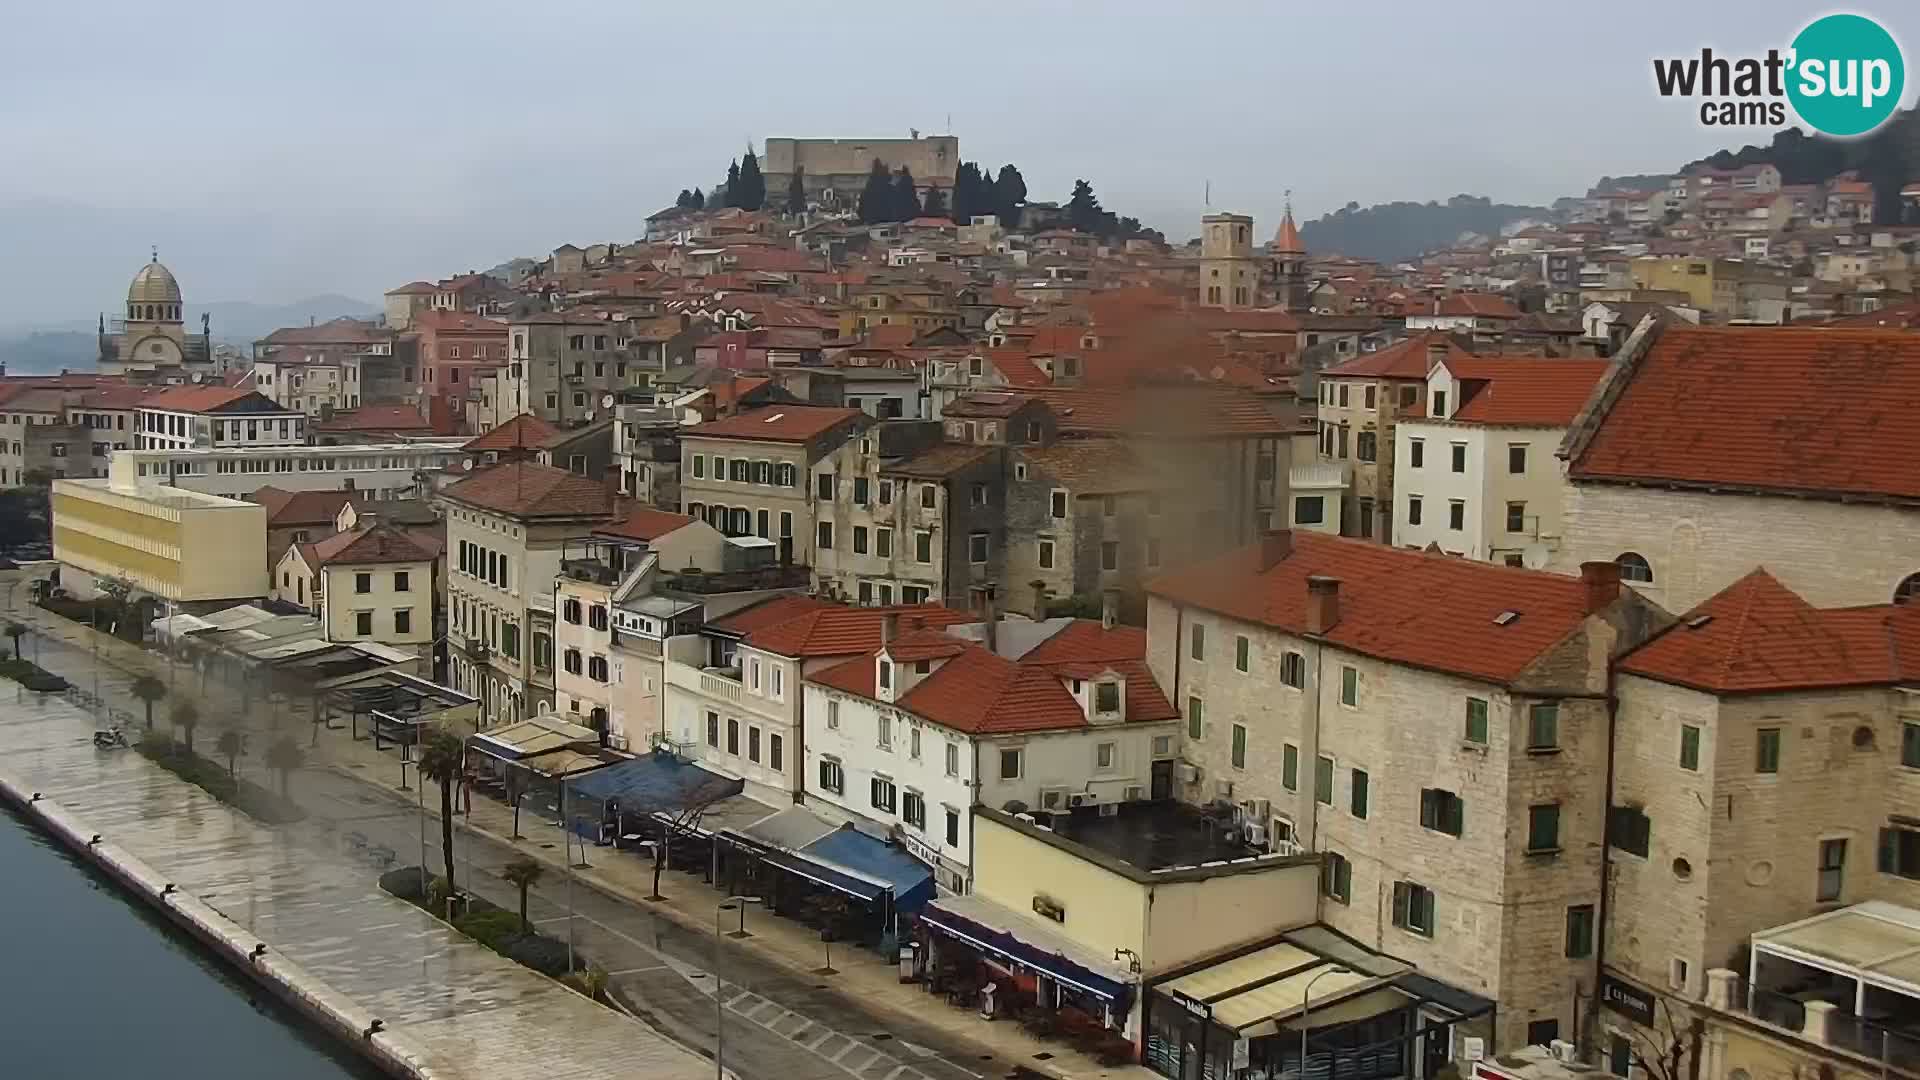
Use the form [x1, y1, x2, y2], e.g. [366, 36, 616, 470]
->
[920, 907, 1132, 1005]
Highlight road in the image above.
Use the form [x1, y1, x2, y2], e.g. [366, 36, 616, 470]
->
[4, 595, 1028, 1080]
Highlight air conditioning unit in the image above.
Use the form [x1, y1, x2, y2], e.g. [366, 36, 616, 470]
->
[1249, 798, 1271, 822]
[1013, 812, 1037, 824]
[1068, 791, 1100, 809]
[1461, 1038, 1485, 1063]
[1213, 778, 1234, 800]
[1124, 786, 1145, 802]
[1098, 802, 1120, 818]
[1550, 1041, 1578, 1064]
[1177, 763, 1202, 785]
[1244, 823, 1269, 846]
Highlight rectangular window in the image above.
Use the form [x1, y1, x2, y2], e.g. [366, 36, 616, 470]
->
[769, 734, 783, 771]
[870, 777, 897, 813]
[1230, 724, 1247, 769]
[1314, 755, 1334, 805]
[914, 530, 932, 564]
[921, 484, 937, 509]
[1293, 495, 1324, 525]
[902, 791, 925, 829]
[968, 532, 988, 564]
[945, 742, 959, 776]
[355, 611, 372, 636]
[1420, 788, 1464, 837]
[853, 476, 869, 505]
[1391, 881, 1435, 936]
[999, 748, 1022, 780]
[1756, 727, 1782, 773]
[1432, 390, 1448, 418]
[1282, 744, 1299, 791]
[1818, 838, 1847, 901]
[355, 572, 371, 594]
[1038, 539, 1054, 570]
[748, 726, 761, 763]
[1100, 540, 1118, 571]
[1407, 496, 1422, 526]
[1187, 696, 1204, 740]
[1528, 804, 1561, 852]
[726, 718, 739, 755]
[819, 759, 844, 794]
[1350, 768, 1369, 819]
[1448, 500, 1465, 530]
[1340, 665, 1358, 706]
[852, 526, 868, 555]
[1190, 623, 1206, 661]
[1234, 635, 1250, 673]
[1904, 722, 1920, 769]
[1450, 443, 1466, 473]
[1465, 698, 1489, 744]
[706, 711, 720, 747]
[1506, 501, 1527, 533]
[1409, 439, 1424, 468]
[393, 571, 410, 592]
[394, 609, 412, 635]
[1566, 905, 1595, 958]
[876, 528, 892, 557]
[1509, 444, 1528, 474]
[1322, 852, 1352, 904]
[816, 522, 834, 550]
[1611, 805, 1652, 857]
[946, 809, 960, 847]
[1680, 724, 1702, 770]
[690, 455, 707, 480]
[1095, 741, 1116, 769]
[816, 473, 833, 500]
[1528, 703, 1559, 750]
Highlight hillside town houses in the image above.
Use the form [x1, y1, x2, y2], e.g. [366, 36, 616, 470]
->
[16, 139, 1920, 1080]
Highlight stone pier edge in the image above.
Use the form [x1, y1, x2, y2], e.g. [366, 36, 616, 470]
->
[0, 767, 441, 1080]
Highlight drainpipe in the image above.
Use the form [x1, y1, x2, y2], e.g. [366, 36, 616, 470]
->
[1307, 639, 1326, 854]
[1588, 660, 1621, 1060]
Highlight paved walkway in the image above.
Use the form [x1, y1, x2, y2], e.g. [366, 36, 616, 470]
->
[0, 575, 1156, 1080]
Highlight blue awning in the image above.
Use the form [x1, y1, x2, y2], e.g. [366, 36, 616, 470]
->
[562, 752, 743, 813]
[801, 827, 936, 913]
[758, 848, 887, 902]
[922, 895, 1135, 1006]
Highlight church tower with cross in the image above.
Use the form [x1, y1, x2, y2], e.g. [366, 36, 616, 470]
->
[1272, 192, 1311, 313]
[97, 249, 215, 377]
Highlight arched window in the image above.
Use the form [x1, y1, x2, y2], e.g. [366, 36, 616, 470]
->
[1617, 552, 1654, 584]
[1895, 572, 1920, 605]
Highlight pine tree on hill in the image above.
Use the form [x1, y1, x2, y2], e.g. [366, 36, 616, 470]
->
[675, 189, 696, 209]
[891, 166, 919, 222]
[786, 166, 807, 215]
[724, 159, 741, 208]
[921, 185, 948, 219]
[858, 159, 891, 224]
[1067, 179, 1103, 233]
[994, 164, 1027, 228]
[690, 187, 706, 209]
[738, 148, 766, 211]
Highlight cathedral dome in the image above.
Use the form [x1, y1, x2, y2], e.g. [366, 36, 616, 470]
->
[128, 257, 183, 306]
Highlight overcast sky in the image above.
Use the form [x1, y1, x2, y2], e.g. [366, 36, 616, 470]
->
[3, 0, 1913, 326]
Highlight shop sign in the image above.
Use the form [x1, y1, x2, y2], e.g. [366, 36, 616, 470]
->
[1170, 990, 1211, 1019]
[1600, 973, 1656, 1026]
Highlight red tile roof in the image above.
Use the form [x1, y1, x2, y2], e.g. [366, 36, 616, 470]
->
[1148, 531, 1614, 685]
[310, 404, 433, 433]
[593, 507, 697, 542]
[440, 462, 616, 518]
[308, 524, 439, 567]
[1023, 385, 1289, 438]
[387, 281, 437, 295]
[1322, 332, 1469, 379]
[708, 595, 836, 637]
[943, 392, 1036, 418]
[464, 413, 559, 452]
[250, 487, 364, 527]
[807, 619, 1178, 735]
[1568, 326, 1920, 501]
[258, 318, 391, 346]
[686, 405, 868, 444]
[1438, 293, 1522, 319]
[1436, 358, 1614, 427]
[1618, 569, 1919, 693]
[742, 603, 974, 658]
[142, 385, 283, 414]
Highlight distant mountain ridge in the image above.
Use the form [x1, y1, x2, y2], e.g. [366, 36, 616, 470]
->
[1297, 194, 1552, 263]
[0, 294, 378, 374]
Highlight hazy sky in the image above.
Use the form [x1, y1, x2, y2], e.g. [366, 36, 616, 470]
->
[3, 1, 1914, 326]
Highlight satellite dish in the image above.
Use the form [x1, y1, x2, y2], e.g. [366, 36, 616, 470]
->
[1521, 543, 1551, 570]
[601, 393, 615, 410]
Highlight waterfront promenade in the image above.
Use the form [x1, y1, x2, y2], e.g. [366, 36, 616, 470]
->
[0, 688, 712, 1080]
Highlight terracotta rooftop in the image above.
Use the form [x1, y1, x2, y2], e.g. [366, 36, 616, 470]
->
[1618, 569, 1920, 694]
[884, 443, 994, 479]
[684, 405, 867, 444]
[1436, 293, 1522, 319]
[250, 487, 364, 527]
[307, 523, 439, 567]
[707, 595, 836, 637]
[593, 507, 697, 543]
[1148, 531, 1624, 685]
[1020, 439, 1152, 494]
[944, 392, 1037, 419]
[1023, 385, 1289, 439]
[257, 318, 391, 346]
[807, 619, 1178, 735]
[464, 413, 560, 452]
[1432, 358, 1614, 427]
[739, 602, 974, 658]
[1568, 326, 1920, 502]
[142, 385, 286, 414]
[440, 461, 616, 519]
[1322, 332, 1469, 380]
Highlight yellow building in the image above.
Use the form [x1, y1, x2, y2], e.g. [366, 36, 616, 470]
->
[52, 477, 268, 602]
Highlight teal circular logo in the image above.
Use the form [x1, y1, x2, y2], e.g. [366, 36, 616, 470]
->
[1786, 14, 1905, 137]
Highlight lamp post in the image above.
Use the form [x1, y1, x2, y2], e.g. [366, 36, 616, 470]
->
[715, 896, 762, 1080]
[1300, 966, 1351, 1080]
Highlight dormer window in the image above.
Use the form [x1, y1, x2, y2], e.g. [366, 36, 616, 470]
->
[1095, 679, 1121, 714]
[878, 659, 893, 691]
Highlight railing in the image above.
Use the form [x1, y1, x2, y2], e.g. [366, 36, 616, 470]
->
[1740, 980, 1807, 1032]
[699, 671, 742, 702]
[1828, 1011, 1920, 1074]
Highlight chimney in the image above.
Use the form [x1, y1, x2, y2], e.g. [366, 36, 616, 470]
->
[983, 586, 1000, 654]
[1426, 335, 1449, 369]
[880, 612, 899, 649]
[1101, 588, 1120, 630]
[1305, 575, 1342, 635]
[1031, 579, 1048, 618]
[1580, 561, 1622, 614]
[1259, 530, 1294, 571]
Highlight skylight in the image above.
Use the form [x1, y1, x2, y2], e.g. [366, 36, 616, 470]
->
[763, 413, 784, 423]
[1493, 611, 1520, 626]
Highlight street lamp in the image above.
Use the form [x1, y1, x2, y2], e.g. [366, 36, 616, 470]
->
[1300, 965, 1352, 1079]
[715, 896, 762, 1080]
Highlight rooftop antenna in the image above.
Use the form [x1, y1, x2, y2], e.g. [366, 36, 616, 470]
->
[151, 244, 159, 263]
[1204, 180, 1211, 208]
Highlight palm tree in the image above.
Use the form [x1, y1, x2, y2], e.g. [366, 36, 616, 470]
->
[215, 730, 245, 777]
[265, 736, 305, 797]
[129, 675, 166, 730]
[417, 730, 464, 902]
[501, 857, 545, 931]
[171, 701, 199, 754]
[4, 620, 26, 659]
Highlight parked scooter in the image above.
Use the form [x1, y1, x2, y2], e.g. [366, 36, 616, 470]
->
[92, 728, 129, 750]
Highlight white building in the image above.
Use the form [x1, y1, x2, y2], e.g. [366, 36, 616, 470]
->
[803, 614, 1180, 893]
[1392, 357, 1613, 564]
[134, 385, 306, 452]
[110, 441, 467, 500]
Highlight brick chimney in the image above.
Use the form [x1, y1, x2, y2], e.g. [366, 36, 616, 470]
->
[1426, 335, 1449, 370]
[1306, 575, 1342, 635]
[1101, 588, 1120, 630]
[880, 612, 899, 649]
[1260, 530, 1294, 571]
[1580, 561, 1622, 614]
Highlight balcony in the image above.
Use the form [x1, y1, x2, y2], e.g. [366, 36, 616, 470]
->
[1724, 901, 1920, 1074]
[700, 670, 743, 702]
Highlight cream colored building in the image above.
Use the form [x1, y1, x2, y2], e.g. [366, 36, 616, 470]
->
[1392, 357, 1612, 564]
[1558, 324, 1920, 611]
[1147, 531, 1669, 1048]
[1199, 213, 1261, 309]
[52, 477, 268, 602]
[678, 405, 871, 565]
[271, 524, 438, 654]
[96, 254, 217, 377]
[1315, 333, 1456, 541]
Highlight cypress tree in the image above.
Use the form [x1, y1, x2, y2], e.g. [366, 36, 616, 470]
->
[738, 148, 765, 211]
[891, 166, 918, 222]
[994, 164, 1028, 228]
[786, 167, 807, 215]
[857, 159, 891, 224]
[724, 159, 741, 208]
